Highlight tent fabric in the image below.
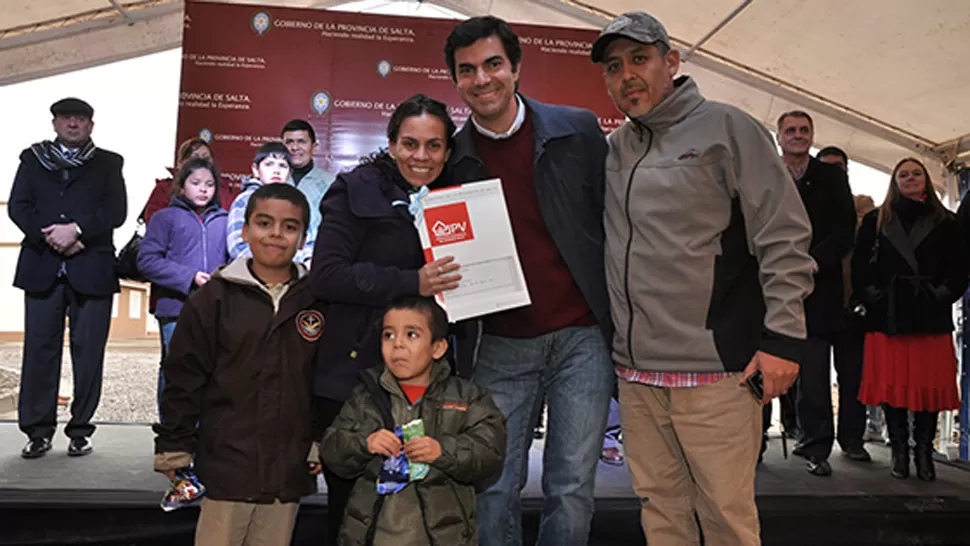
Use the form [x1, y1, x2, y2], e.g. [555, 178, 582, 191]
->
[2, 0, 967, 190]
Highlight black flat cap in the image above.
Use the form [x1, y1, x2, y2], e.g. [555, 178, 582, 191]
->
[50, 97, 94, 118]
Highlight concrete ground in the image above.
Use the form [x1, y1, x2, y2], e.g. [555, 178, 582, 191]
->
[0, 339, 159, 423]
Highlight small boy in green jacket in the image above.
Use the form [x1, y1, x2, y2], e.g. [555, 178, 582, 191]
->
[322, 297, 506, 545]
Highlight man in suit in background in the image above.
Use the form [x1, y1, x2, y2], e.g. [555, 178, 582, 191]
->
[777, 113, 857, 476]
[8, 97, 127, 459]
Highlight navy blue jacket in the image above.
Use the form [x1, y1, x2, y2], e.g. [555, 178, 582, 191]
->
[8, 146, 127, 296]
[309, 159, 425, 401]
[442, 96, 613, 368]
[795, 158, 856, 337]
[138, 197, 229, 318]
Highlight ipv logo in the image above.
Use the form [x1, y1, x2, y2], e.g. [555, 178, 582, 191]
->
[426, 203, 474, 246]
[432, 219, 468, 238]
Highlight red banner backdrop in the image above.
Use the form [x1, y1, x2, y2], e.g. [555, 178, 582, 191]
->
[177, 0, 624, 184]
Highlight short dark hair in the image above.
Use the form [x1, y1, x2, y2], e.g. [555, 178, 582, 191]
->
[817, 146, 848, 165]
[252, 141, 292, 168]
[444, 16, 522, 82]
[280, 119, 316, 144]
[173, 158, 221, 206]
[384, 296, 449, 341]
[244, 183, 310, 229]
[777, 110, 814, 132]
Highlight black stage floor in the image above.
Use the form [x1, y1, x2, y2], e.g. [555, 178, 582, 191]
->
[2, 422, 969, 545]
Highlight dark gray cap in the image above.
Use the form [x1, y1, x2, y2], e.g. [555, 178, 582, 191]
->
[50, 97, 94, 118]
[591, 12, 671, 63]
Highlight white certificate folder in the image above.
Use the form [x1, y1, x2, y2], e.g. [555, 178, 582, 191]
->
[411, 178, 531, 322]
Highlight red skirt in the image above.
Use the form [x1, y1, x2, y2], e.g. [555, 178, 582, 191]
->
[858, 332, 961, 412]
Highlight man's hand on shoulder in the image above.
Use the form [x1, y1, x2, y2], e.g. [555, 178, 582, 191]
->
[741, 351, 799, 404]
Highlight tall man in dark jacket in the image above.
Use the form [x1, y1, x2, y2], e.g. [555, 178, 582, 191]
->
[777, 111, 857, 476]
[819, 146, 874, 458]
[9, 98, 127, 459]
[442, 16, 614, 546]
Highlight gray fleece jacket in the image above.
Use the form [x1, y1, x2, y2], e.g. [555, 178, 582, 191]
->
[605, 76, 815, 373]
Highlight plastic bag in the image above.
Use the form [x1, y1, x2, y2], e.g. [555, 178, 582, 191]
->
[376, 426, 410, 495]
[160, 468, 206, 511]
[375, 419, 430, 495]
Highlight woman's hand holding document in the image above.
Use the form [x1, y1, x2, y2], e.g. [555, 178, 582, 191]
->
[410, 178, 531, 322]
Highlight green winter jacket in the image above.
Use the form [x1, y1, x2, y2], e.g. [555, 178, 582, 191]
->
[321, 360, 506, 546]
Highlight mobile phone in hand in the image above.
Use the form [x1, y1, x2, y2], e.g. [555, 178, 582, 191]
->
[745, 370, 764, 402]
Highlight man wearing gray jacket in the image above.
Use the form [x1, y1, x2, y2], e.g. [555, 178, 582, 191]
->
[591, 12, 816, 546]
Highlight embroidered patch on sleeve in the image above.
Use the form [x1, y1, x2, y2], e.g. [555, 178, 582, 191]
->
[296, 310, 324, 342]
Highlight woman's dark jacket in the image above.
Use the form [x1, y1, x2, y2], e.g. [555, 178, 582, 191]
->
[309, 159, 425, 402]
[851, 198, 968, 335]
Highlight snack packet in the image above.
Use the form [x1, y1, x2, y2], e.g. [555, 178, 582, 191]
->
[376, 426, 409, 495]
[402, 419, 429, 481]
[160, 468, 206, 512]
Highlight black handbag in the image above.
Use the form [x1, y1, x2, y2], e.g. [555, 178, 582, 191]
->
[116, 220, 146, 282]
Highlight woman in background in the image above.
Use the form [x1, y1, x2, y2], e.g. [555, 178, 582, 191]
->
[852, 158, 966, 481]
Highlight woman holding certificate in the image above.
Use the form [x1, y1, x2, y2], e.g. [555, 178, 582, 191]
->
[307, 93, 462, 546]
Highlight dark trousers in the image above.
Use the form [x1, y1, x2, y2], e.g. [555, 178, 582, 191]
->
[18, 279, 112, 440]
[795, 336, 835, 460]
[315, 396, 357, 546]
[833, 320, 867, 450]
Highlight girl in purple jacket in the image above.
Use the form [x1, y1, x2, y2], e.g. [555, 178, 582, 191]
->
[138, 158, 229, 417]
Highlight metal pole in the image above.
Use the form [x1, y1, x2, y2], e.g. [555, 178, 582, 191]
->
[682, 0, 755, 61]
[107, 0, 133, 25]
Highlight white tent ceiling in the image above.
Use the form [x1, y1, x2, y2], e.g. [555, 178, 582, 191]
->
[3, 0, 969, 191]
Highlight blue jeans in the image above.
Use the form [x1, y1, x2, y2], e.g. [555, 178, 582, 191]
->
[473, 325, 614, 546]
[157, 318, 177, 421]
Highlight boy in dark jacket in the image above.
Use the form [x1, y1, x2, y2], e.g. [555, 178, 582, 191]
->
[154, 184, 326, 546]
[322, 297, 506, 546]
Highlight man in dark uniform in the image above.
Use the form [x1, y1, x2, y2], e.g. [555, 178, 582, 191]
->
[9, 97, 126, 458]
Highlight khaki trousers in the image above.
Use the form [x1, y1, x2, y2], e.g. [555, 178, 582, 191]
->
[618, 376, 762, 546]
[194, 498, 300, 546]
